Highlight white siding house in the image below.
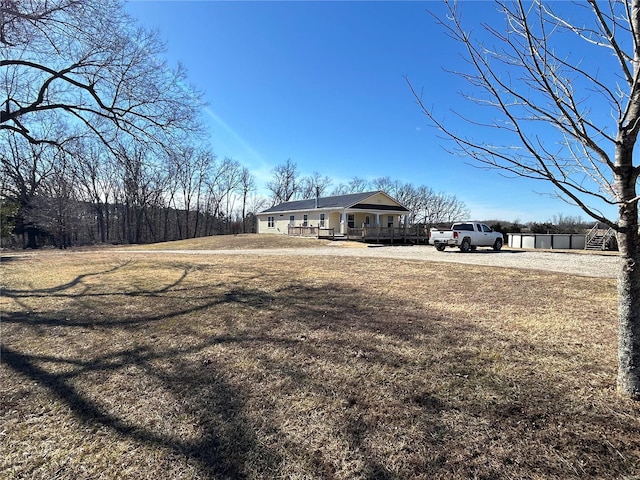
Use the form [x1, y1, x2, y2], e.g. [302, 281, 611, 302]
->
[257, 191, 411, 237]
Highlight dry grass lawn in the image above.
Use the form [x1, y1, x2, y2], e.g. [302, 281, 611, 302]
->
[1, 240, 639, 479]
[123, 233, 363, 250]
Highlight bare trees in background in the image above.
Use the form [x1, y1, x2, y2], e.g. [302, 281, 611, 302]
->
[300, 172, 333, 199]
[1, 136, 261, 246]
[266, 158, 300, 206]
[368, 177, 469, 226]
[239, 166, 257, 233]
[332, 176, 370, 195]
[266, 165, 469, 227]
[408, 0, 640, 399]
[0, 132, 69, 248]
[0, 0, 264, 246]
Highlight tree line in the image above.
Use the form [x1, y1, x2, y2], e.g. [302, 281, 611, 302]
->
[0, 143, 475, 248]
[1, 136, 265, 248]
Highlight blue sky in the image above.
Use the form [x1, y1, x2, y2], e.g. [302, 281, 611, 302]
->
[124, 0, 610, 223]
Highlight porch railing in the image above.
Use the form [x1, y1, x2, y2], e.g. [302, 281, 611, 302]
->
[288, 224, 429, 242]
[288, 225, 335, 237]
[347, 225, 429, 241]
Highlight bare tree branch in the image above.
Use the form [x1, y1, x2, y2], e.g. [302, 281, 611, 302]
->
[1, 0, 204, 151]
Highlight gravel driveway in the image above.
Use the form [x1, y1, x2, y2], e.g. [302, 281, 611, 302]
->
[123, 245, 620, 279]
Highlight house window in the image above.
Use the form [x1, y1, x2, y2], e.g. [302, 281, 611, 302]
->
[303, 214, 308, 227]
[289, 215, 295, 225]
[320, 213, 325, 227]
[365, 216, 370, 226]
[267, 216, 274, 228]
[387, 216, 394, 228]
[347, 214, 355, 228]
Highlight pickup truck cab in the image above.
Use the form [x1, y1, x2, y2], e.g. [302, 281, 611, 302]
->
[430, 222, 503, 252]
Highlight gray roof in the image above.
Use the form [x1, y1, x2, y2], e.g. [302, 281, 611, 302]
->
[260, 191, 409, 214]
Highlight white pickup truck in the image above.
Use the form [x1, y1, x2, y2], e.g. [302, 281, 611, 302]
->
[430, 222, 504, 252]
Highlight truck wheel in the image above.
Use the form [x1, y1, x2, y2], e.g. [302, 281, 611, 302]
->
[493, 238, 503, 251]
[460, 238, 471, 253]
[435, 245, 446, 252]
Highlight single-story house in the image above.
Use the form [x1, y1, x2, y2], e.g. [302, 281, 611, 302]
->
[257, 190, 415, 240]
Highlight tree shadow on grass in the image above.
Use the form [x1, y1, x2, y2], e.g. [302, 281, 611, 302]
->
[0, 255, 30, 263]
[2, 260, 639, 479]
[232, 279, 638, 479]
[2, 335, 281, 479]
[2, 264, 284, 478]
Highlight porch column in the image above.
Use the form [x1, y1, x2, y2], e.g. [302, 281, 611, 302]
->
[376, 213, 380, 226]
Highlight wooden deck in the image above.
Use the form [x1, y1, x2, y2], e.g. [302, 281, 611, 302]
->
[288, 225, 430, 244]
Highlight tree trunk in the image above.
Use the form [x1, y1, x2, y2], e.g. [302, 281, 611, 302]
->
[193, 205, 201, 238]
[616, 197, 640, 399]
[105, 200, 111, 243]
[242, 191, 247, 234]
[94, 202, 106, 243]
[615, 140, 640, 398]
[25, 226, 38, 249]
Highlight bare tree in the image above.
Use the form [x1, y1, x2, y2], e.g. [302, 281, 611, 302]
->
[0, 130, 59, 248]
[168, 146, 213, 239]
[370, 176, 396, 194]
[238, 167, 256, 233]
[368, 178, 468, 226]
[266, 158, 300, 205]
[248, 193, 267, 233]
[346, 176, 371, 193]
[331, 176, 371, 195]
[330, 183, 350, 196]
[299, 172, 333, 199]
[408, 0, 640, 398]
[551, 213, 589, 234]
[33, 151, 78, 248]
[220, 158, 243, 233]
[114, 143, 167, 244]
[371, 177, 419, 222]
[421, 190, 469, 227]
[73, 139, 119, 243]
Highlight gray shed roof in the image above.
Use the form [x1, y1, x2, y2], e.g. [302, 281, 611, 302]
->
[260, 191, 409, 214]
